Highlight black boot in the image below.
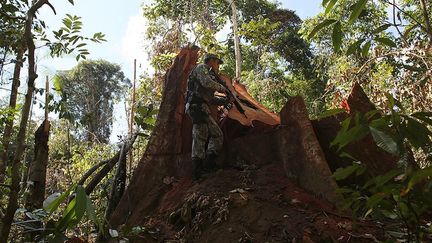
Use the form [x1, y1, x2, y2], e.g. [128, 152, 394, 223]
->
[192, 158, 204, 181]
[204, 153, 219, 173]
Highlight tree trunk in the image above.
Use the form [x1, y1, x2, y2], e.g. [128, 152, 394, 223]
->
[0, 1, 50, 241]
[227, 0, 242, 79]
[25, 119, 50, 210]
[107, 47, 281, 227]
[0, 49, 25, 184]
[23, 119, 50, 241]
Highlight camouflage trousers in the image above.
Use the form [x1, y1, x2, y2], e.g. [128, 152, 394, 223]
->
[186, 103, 223, 160]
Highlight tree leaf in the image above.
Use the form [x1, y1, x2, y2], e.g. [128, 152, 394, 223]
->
[366, 193, 387, 209]
[403, 116, 432, 149]
[44, 184, 76, 217]
[325, 0, 338, 14]
[85, 194, 100, 229]
[348, 0, 368, 25]
[307, 19, 337, 39]
[404, 166, 432, 194]
[346, 38, 365, 55]
[372, 23, 392, 34]
[62, 18, 72, 30]
[374, 37, 396, 48]
[384, 93, 395, 111]
[332, 21, 343, 52]
[332, 163, 362, 180]
[362, 40, 371, 57]
[331, 123, 369, 151]
[57, 186, 87, 231]
[411, 112, 432, 126]
[322, 0, 331, 7]
[76, 43, 87, 48]
[374, 169, 403, 187]
[369, 127, 398, 155]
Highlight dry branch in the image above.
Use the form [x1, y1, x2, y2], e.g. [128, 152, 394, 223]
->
[84, 133, 138, 195]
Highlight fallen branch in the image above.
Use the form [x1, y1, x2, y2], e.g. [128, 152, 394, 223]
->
[77, 159, 109, 186]
[84, 133, 138, 195]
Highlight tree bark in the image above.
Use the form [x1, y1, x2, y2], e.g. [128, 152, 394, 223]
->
[25, 119, 50, 210]
[0, 49, 25, 184]
[0, 1, 51, 241]
[77, 159, 109, 186]
[23, 119, 50, 241]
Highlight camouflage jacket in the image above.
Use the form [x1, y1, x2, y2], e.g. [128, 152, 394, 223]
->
[187, 63, 226, 104]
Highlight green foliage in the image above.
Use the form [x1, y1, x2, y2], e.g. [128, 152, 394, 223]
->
[14, 185, 99, 242]
[38, 14, 106, 61]
[53, 60, 126, 143]
[69, 143, 115, 181]
[239, 17, 280, 46]
[307, 19, 337, 39]
[331, 21, 343, 52]
[0, 106, 21, 132]
[134, 104, 157, 132]
[332, 162, 366, 181]
[0, 0, 26, 48]
[331, 95, 432, 241]
[150, 53, 177, 74]
[303, 0, 431, 114]
[304, 0, 390, 53]
[347, 0, 368, 24]
[142, 0, 324, 115]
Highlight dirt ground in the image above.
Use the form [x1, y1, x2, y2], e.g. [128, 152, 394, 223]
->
[122, 163, 387, 243]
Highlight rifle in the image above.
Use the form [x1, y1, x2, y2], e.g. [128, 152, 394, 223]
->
[209, 69, 247, 118]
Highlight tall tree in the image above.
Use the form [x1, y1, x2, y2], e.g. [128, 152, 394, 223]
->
[303, 0, 431, 112]
[0, 0, 54, 240]
[0, 2, 106, 183]
[225, 0, 242, 78]
[142, 0, 320, 113]
[55, 60, 126, 143]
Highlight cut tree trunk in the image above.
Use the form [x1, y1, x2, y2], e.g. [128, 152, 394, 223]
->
[25, 119, 50, 210]
[108, 47, 399, 231]
[23, 119, 50, 241]
[109, 46, 201, 227]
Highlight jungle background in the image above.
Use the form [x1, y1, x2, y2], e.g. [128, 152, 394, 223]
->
[0, 0, 431, 242]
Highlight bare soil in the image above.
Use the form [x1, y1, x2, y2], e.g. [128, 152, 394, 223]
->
[123, 163, 386, 243]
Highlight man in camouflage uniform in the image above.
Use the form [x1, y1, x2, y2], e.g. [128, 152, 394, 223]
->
[186, 54, 229, 180]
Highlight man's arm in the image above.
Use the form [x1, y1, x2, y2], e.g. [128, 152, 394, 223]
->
[195, 64, 226, 93]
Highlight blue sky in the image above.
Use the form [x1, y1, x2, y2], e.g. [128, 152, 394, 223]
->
[36, 0, 323, 141]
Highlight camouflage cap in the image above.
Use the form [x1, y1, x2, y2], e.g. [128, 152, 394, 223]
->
[203, 53, 223, 64]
